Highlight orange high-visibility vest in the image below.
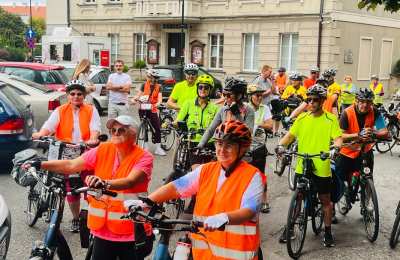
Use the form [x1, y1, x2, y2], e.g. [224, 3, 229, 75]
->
[340, 105, 375, 159]
[275, 74, 287, 94]
[323, 94, 338, 114]
[191, 161, 260, 260]
[143, 80, 160, 113]
[87, 142, 150, 236]
[55, 103, 93, 142]
[303, 78, 316, 89]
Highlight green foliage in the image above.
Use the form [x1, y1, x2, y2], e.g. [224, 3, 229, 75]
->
[5, 47, 26, 61]
[134, 59, 146, 69]
[31, 17, 46, 41]
[123, 64, 129, 73]
[358, 0, 400, 13]
[0, 7, 26, 48]
[392, 59, 400, 77]
[0, 48, 9, 60]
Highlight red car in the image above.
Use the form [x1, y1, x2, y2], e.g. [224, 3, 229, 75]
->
[0, 62, 68, 91]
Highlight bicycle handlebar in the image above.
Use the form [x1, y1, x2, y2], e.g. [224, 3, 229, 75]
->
[281, 151, 330, 160]
[68, 186, 118, 197]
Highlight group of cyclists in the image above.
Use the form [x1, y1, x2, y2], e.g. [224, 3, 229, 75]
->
[19, 58, 391, 259]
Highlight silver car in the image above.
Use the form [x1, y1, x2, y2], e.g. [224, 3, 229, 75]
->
[59, 64, 110, 115]
[0, 74, 67, 130]
[0, 195, 11, 260]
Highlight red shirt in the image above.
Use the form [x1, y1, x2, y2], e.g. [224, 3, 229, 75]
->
[304, 78, 316, 89]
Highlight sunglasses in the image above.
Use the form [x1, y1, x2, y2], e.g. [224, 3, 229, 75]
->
[306, 97, 321, 103]
[198, 84, 210, 90]
[223, 92, 232, 98]
[254, 93, 263, 98]
[110, 127, 127, 135]
[186, 72, 198, 76]
[69, 92, 83, 97]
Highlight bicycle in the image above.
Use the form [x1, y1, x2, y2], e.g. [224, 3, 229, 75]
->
[337, 140, 380, 243]
[123, 199, 263, 260]
[137, 101, 176, 151]
[284, 151, 329, 259]
[390, 200, 400, 248]
[374, 104, 399, 154]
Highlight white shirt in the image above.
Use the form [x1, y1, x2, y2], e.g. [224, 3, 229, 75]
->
[107, 72, 131, 104]
[41, 105, 101, 143]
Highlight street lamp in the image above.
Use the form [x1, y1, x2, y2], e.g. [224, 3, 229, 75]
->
[180, 0, 185, 67]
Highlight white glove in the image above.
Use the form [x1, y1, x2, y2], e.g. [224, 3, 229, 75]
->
[204, 213, 229, 230]
[123, 199, 148, 210]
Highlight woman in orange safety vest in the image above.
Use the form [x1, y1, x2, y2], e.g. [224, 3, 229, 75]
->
[130, 120, 264, 260]
[26, 115, 153, 260]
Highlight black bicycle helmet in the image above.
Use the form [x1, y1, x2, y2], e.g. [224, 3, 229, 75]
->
[289, 72, 303, 81]
[223, 76, 247, 99]
[322, 68, 337, 78]
[356, 87, 374, 101]
[65, 80, 86, 93]
[278, 67, 286, 73]
[307, 83, 327, 99]
[316, 76, 329, 88]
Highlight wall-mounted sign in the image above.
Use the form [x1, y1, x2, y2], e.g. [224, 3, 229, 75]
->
[344, 49, 353, 64]
[100, 50, 110, 67]
[146, 39, 159, 65]
[190, 40, 205, 66]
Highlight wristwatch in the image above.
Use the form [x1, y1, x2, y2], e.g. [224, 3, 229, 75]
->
[104, 180, 111, 190]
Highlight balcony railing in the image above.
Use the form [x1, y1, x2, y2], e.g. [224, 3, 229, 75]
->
[132, 0, 201, 21]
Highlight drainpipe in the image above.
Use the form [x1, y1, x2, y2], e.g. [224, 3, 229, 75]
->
[67, 0, 71, 27]
[317, 0, 324, 68]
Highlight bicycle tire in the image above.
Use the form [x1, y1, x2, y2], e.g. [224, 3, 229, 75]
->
[173, 141, 188, 171]
[160, 116, 176, 151]
[286, 190, 308, 259]
[311, 202, 324, 235]
[25, 184, 42, 227]
[338, 183, 351, 216]
[45, 192, 59, 223]
[163, 171, 185, 219]
[361, 179, 379, 242]
[390, 202, 400, 249]
[137, 121, 148, 149]
[287, 161, 296, 191]
[375, 123, 399, 153]
[55, 232, 73, 260]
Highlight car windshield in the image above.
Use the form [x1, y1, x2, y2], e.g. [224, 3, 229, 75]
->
[62, 67, 75, 80]
[38, 70, 67, 84]
[155, 69, 173, 79]
[10, 76, 53, 93]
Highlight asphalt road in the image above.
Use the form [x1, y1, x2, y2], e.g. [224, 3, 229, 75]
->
[2, 113, 400, 259]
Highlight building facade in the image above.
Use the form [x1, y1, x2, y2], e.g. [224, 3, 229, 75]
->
[54, 0, 400, 89]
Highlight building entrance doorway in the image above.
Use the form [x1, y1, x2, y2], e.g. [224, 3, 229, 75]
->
[167, 32, 185, 65]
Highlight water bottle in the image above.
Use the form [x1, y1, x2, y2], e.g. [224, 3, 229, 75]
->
[351, 171, 360, 186]
[173, 234, 191, 260]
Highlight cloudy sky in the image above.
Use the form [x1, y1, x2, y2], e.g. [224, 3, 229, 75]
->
[0, 0, 45, 5]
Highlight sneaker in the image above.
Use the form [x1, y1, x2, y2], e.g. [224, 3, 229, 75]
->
[279, 227, 294, 243]
[261, 203, 271, 214]
[70, 218, 79, 233]
[323, 232, 335, 247]
[154, 146, 167, 156]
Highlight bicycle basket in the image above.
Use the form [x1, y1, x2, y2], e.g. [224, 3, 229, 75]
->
[48, 142, 84, 160]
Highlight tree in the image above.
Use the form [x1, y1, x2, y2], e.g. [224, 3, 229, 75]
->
[358, 0, 400, 13]
[31, 17, 46, 42]
[0, 7, 26, 48]
[134, 60, 147, 80]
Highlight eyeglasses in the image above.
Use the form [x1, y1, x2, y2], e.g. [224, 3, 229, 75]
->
[215, 140, 237, 151]
[198, 84, 210, 90]
[223, 92, 232, 98]
[110, 127, 127, 135]
[69, 92, 83, 97]
[357, 99, 373, 105]
[306, 97, 321, 103]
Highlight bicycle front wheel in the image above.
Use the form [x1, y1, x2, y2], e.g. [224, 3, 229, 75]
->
[361, 178, 379, 242]
[25, 184, 42, 227]
[311, 201, 324, 235]
[338, 182, 351, 216]
[55, 231, 73, 260]
[162, 171, 185, 219]
[160, 116, 176, 151]
[286, 190, 308, 259]
[287, 160, 296, 191]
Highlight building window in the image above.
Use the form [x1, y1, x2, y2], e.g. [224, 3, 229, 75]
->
[209, 34, 224, 69]
[279, 33, 298, 72]
[243, 33, 259, 72]
[134, 33, 146, 62]
[357, 37, 373, 80]
[83, 33, 95, 36]
[50, 45, 57, 60]
[85, 0, 96, 3]
[63, 44, 72, 61]
[379, 39, 393, 80]
[108, 33, 119, 63]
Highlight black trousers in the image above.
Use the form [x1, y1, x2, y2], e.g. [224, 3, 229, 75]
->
[91, 237, 143, 260]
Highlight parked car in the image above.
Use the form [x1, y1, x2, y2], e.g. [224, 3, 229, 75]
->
[0, 62, 68, 91]
[0, 73, 67, 129]
[0, 82, 34, 162]
[153, 65, 223, 100]
[57, 63, 110, 115]
[0, 194, 11, 260]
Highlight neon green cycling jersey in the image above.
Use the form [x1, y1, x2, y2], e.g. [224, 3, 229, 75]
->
[289, 111, 342, 178]
[170, 80, 198, 108]
[176, 98, 220, 143]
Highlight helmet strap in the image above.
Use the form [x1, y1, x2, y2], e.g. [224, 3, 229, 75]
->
[225, 150, 245, 177]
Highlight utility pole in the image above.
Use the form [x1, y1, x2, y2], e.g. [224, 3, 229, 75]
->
[180, 0, 185, 67]
[29, 0, 33, 57]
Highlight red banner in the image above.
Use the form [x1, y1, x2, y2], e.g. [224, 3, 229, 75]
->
[100, 50, 110, 67]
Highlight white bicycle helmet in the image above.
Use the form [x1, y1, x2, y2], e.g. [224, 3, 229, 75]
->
[310, 66, 320, 73]
[146, 69, 160, 78]
[184, 63, 199, 73]
[65, 80, 86, 93]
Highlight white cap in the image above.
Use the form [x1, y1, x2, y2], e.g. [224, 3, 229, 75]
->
[106, 115, 139, 131]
